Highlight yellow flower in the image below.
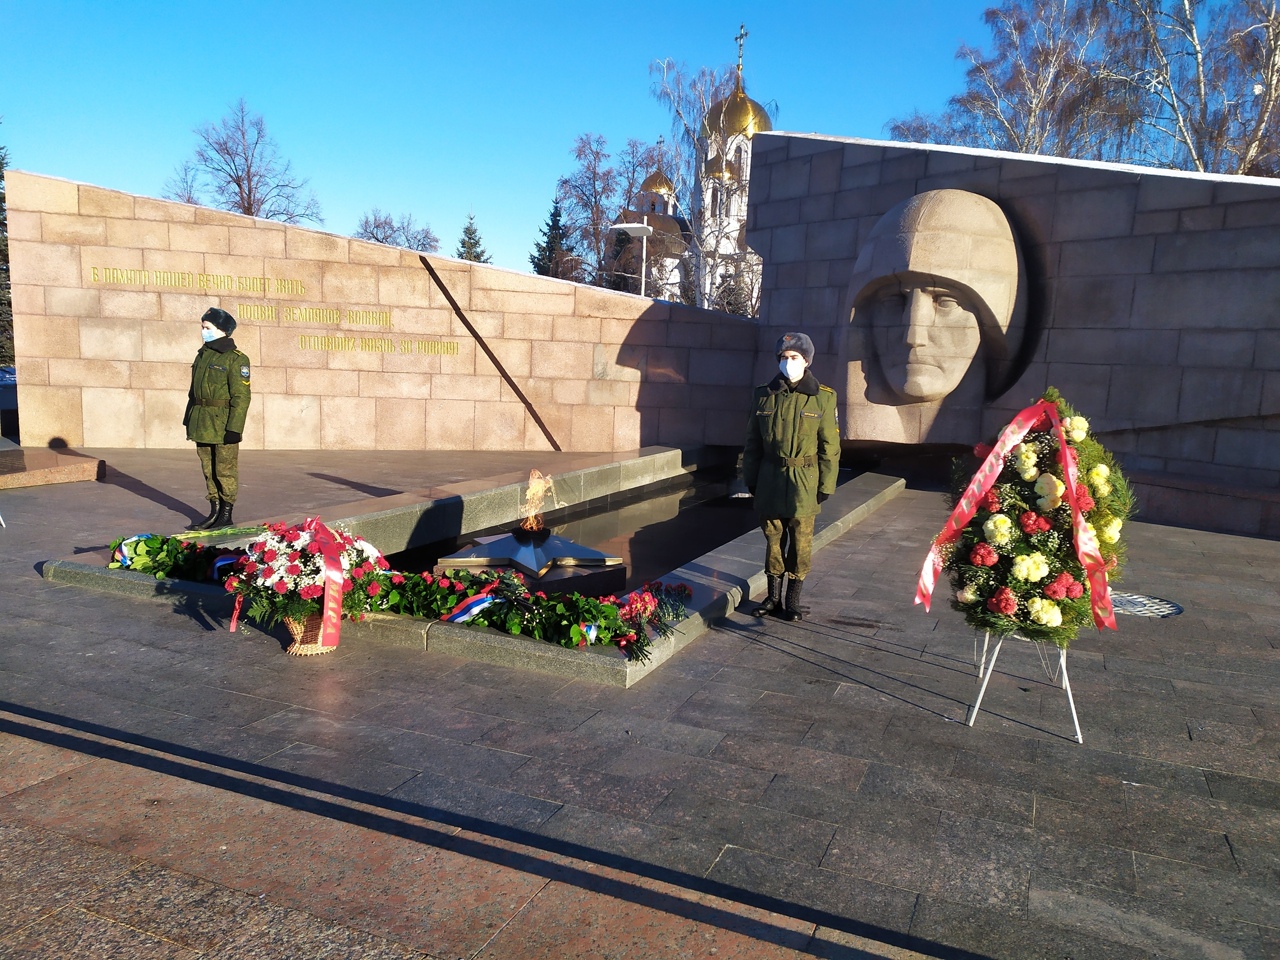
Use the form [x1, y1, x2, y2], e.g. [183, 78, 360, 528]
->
[1020, 467, 1040, 483]
[983, 514, 1014, 546]
[1066, 416, 1089, 442]
[1035, 474, 1065, 499]
[956, 585, 980, 605]
[1088, 464, 1110, 484]
[1100, 517, 1123, 544]
[1027, 596, 1063, 627]
[1011, 552, 1050, 582]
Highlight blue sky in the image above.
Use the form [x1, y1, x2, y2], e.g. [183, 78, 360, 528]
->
[2, 0, 993, 272]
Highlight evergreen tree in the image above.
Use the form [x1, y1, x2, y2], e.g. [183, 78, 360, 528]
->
[455, 213, 492, 263]
[529, 201, 574, 276]
[0, 127, 12, 367]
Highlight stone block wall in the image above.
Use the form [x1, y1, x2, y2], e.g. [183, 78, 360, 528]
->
[747, 133, 1280, 533]
[8, 171, 757, 453]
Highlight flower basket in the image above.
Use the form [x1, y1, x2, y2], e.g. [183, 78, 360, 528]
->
[284, 614, 328, 656]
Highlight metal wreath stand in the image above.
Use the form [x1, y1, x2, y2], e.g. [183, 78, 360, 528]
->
[967, 630, 1083, 744]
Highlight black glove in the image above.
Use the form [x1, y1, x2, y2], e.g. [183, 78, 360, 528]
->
[222, 431, 242, 445]
[817, 491, 829, 503]
[747, 486, 756, 496]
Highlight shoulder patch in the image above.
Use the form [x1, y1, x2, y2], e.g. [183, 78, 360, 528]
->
[239, 364, 251, 380]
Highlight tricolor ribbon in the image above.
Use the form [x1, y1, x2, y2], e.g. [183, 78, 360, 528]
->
[443, 580, 499, 624]
[914, 399, 1116, 631]
[303, 517, 346, 651]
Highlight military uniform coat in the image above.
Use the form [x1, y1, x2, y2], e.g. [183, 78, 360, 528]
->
[742, 371, 840, 519]
[184, 337, 251, 444]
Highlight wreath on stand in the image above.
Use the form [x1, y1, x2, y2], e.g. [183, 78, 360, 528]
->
[914, 389, 1136, 742]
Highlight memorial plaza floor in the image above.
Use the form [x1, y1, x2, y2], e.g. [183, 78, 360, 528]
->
[0, 449, 1277, 960]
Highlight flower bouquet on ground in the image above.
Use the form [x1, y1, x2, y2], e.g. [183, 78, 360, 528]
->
[108, 533, 236, 582]
[917, 388, 1135, 647]
[223, 519, 389, 654]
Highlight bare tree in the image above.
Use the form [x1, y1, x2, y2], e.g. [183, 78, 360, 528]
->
[649, 59, 737, 212]
[888, 0, 1279, 177]
[1099, 0, 1280, 174]
[354, 208, 439, 252]
[164, 99, 323, 223]
[556, 134, 620, 286]
[888, 0, 1134, 159]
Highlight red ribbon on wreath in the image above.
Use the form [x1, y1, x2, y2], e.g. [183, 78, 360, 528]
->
[304, 517, 346, 651]
[914, 399, 1116, 631]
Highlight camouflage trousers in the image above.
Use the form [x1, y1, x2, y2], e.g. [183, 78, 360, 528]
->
[196, 442, 239, 504]
[760, 515, 815, 580]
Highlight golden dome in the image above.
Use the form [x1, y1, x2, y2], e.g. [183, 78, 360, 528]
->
[640, 170, 676, 196]
[700, 81, 772, 141]
[703, 154, 742, 182]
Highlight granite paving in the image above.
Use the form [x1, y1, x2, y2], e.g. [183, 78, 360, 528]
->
[1, 449, 1278, 959]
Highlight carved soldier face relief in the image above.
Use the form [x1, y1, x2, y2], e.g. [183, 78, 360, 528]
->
[864, 280, 982, 403]
[840, 189, 1028, 443]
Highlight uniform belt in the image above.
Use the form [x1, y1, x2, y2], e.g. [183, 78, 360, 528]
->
[766, 454, 816, 468]
[195, 399, 230, 408]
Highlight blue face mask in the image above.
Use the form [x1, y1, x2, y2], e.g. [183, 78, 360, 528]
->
[201, 328, 223, 343]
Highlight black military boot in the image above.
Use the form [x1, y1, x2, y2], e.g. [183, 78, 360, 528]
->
[187, 500, 220, 531]
[753, 574, 784, 617]
[781, 576, 804, 622]
[207, 500, 234, 530]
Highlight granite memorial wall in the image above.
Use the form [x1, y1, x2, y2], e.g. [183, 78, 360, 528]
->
[746, 133, 1280, 536]
[6, 171, 758, 455]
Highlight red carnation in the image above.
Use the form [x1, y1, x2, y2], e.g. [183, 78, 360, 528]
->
[1019, 511, 1052, 535]
[1074, 484, 1095, 512]
[224, 576, 240, 591]
[342, 578, 353, 593]
[287, 550, 300, 562]
[974, 443, 993, 459]
[242, 561, 258, 575]
[286, 563, 301, 576]
[367, 581, 382, 597]
[391, 574, 405, 585]
[262, 548, 278, 563]
[284, 528, 301, 543]
[1044, 580, 1067, 600]
[261, 566, 275, 580]
[273, 580, 289, 594]
[377, 557, 390, 570]
[969, 543, 999, 567]
[981, 489, 1001, 512]
[306, 543, 320, 555]
[1067, 581, 1084, 599]
[439, 577, 451, 589]
[986, 587, 1018, 615]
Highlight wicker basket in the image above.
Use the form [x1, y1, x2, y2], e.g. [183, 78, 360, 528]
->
[284, 613, 331, 656]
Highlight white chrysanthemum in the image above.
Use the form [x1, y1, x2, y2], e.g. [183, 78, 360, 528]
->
[983, 514, 1014, 546]
[1100, 517, 1123, 544]
[956, 585, 980, 604]
[1027, 596, 1063, 627]
[1065, 416, 1089, 442]
[1011, 552, 1051, 582]
[1034, 474, 1065, 498]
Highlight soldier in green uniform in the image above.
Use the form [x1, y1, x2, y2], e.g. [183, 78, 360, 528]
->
[184, 308, 251, 530]
[742, 332, 840, 621]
